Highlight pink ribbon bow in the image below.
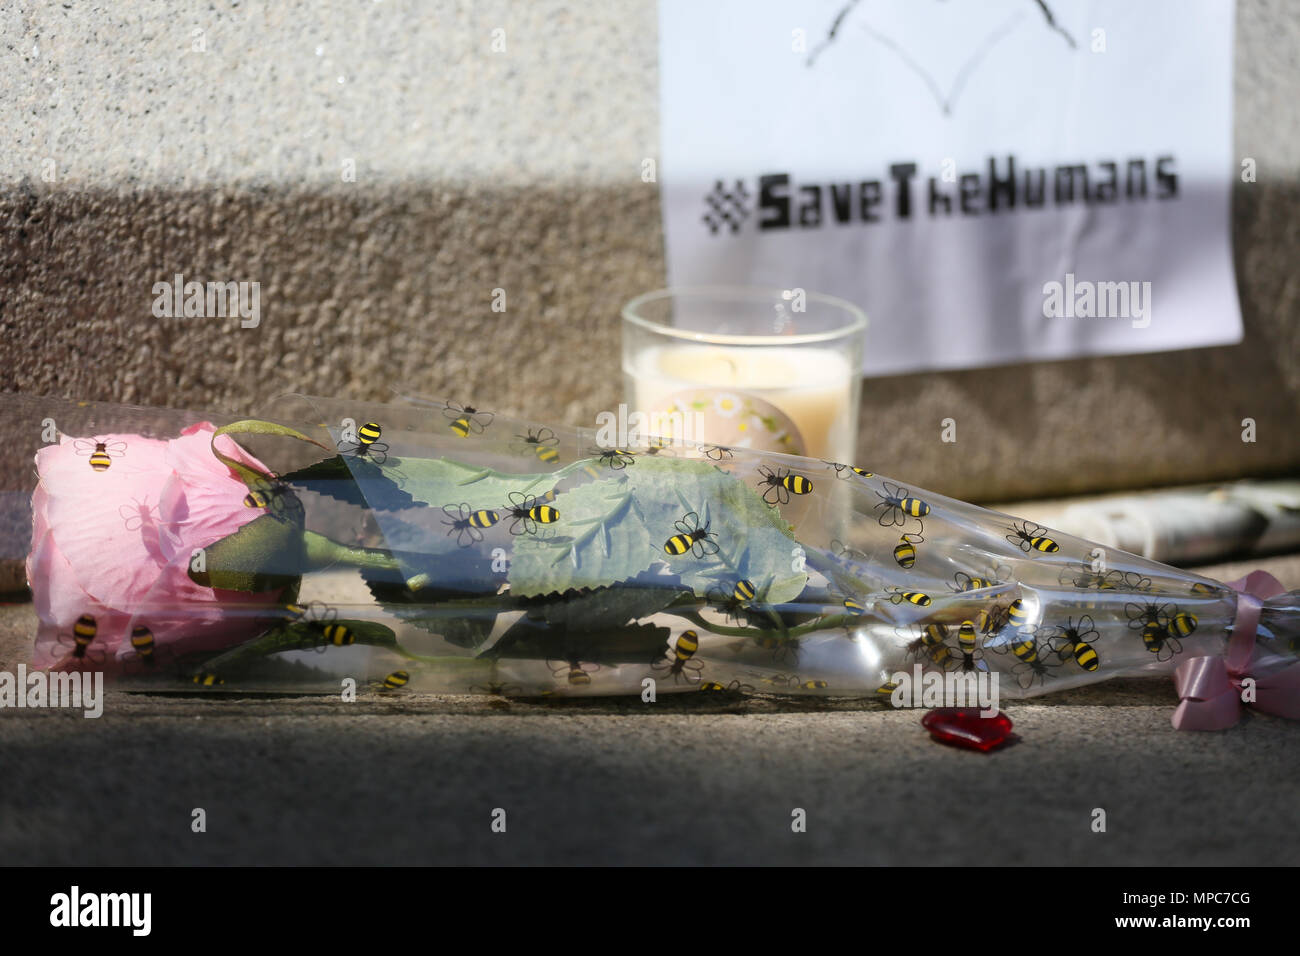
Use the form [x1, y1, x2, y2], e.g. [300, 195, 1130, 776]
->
[1172, 570, 1300, 730]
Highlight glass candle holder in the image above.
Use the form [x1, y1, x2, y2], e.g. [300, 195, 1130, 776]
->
[621, 286, 866, 464]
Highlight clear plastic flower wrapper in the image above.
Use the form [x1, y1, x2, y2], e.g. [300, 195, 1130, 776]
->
[10, 392, 1300, 725]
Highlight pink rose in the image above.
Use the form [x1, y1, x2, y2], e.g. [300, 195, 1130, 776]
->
[28, 423, 289, 672]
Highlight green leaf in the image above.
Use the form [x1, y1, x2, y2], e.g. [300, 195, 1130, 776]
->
[364, 575, 506, 649]
[391, 457, 562, 510]
[507, 455, 807, 603]
[210, 419, 331, 488]
[512, 578, 690, 633]
[282, 455, 422, 511]
[188, 513, 305, 593]
[193, 618, 397, 677]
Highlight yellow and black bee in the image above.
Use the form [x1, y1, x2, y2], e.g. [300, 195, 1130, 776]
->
[1005, 598, 1036, 629]
[514, 426, 560, 464]
[1126, 602, 1191, 661]
[874, 678, 900, 698]
[1006, 520, 1060, 554]
[757, 465, 813, 506]
[1189, 581, 1218, 597]
[1053, 615, 1101, 672]
[380, 670, 410, 690]
[753, 634, 801, 666]
[887, 587, 932, 608]
[1167, 610, 1198, 639]
[1124, 599, 1171, 632]
[707, 579, 756, 625]
[827, 461, 874, 480]
[873, 481, 930, 527]
[549, 658, 598, 687]
[893, 532, 923, 569]
[191, 672, 224, 687]
[241, 479, 304, 520]
[320, 621, 356, 647]
[290, 601, 356, 652]
[442, 502, 497, 547]
[793, 678, 829, 691]
[57, 613, 102, 661]
[975, 603, 1012, 636]
[1009, 635, 1057, 688]
[1140, 622, 1182, 661]
[842, 597, 867, 616]
[129, 624, 157, 665]
[592, 447, 636, 469]
[663, 510, 719, 558]
[501, 491, 559, 536]
[336, 421, 389, 464]
[952, 571, 999, 593]
[699, 679, 754, 694]
[956, 620, 979, 652]
[652, 629, 704, 683]
[444, 401, 494, 438]
[906, 623, 951, 664]
[74, 438, 127, 472]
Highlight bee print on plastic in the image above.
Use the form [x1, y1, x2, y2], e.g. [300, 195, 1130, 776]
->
[1126, 600, 1196, 661]
[999, 632, 1061, 688]
[707, 579, 757, 626]
[548, 658, 601, 687]
[54, 613, 104, 664]
[121, 624, 176, 670]
[442, 502, 499, 547]
[1005, 519, 1060, 554]
[651, 629, 705, 684]
[873, 481, 930, 528]
[241, 477, 306, 522]
[74, 437, 126, 472]
[886, 586, 932, 608]
[699, 679, 755, 694]
[893, 532, 924, 569]
[336, 421, 389, 465]
[377, 670, 410, 691]
[501, 491, 560, 536]
[444, 402, 495, 438]
[662, 510, 719, 558]
[591, 447, 636, 470]
[757, 465, 813, 506]
[752, 634, 803, 667]
[285, 601, 357, 653]
[950, 569, 1003, 593]
[513, 427, 560, 464]
[1049, 615, 1102, 672]
[826, 461, 873, 480]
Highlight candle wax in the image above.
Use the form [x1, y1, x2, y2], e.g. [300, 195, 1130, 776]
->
[624, 344, 855, 461]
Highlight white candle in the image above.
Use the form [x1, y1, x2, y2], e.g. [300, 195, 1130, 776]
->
[625, 343, 856, 462]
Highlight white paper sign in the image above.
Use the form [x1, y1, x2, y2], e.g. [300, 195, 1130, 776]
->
[659, 0, 1241, 376]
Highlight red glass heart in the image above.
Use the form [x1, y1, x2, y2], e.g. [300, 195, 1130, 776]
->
[921, 707, 1015, 752]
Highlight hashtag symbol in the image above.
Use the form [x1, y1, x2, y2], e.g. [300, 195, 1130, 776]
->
[702, 179, 750, 235]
